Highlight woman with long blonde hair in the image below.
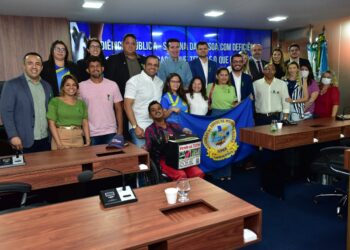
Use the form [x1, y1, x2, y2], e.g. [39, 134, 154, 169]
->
[314, 70, 340, 117]
[284, 62, 309, 121]
[270, 48, 286, 79]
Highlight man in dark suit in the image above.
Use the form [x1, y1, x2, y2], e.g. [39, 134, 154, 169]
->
[105, 34, 146, 140]
[284, 43, 312, 69]
[105, 34, 146, 97]
[229, 53, 254, 102]
[248, 44, 268, 81]
[189, 41, 218, 87]
[0, 52, 52, 153]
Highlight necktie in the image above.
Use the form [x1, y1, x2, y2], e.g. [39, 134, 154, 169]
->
[257, 61, 263, 73]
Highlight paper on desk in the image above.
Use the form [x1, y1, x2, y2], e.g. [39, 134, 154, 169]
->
[243, 228, 258, 243]
[139, 164, 148, 170]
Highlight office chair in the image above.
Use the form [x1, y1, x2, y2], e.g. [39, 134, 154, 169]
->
[0, 182, 32, 214]
[310, 146, 349, 217]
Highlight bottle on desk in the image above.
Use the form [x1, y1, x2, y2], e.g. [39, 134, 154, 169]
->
[270, 120, 278, 132]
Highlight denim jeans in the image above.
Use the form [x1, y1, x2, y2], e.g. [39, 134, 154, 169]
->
[91, 133, 116, 145]
[129, 129, 145, 148]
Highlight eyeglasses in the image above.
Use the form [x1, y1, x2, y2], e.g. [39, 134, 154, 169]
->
[89, 45, 101, 49]
[55, 47, 66, 52]
[170, 80, 181, 83]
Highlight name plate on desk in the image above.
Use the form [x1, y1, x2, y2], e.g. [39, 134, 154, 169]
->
[100, 186, 137, 208]
[0, 155, 25, 169]
[166, 136, 201, 169]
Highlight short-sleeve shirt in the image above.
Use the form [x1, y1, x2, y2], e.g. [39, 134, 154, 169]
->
[206, 83, 237, 110]
[161, 92, 188, 124]
[253, 77, 290, 114]
[47, 97, 88, 126]
[79, 78, 123, 136]
[124, 70, 163, 130]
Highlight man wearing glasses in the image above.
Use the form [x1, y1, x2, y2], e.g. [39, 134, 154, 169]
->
[253, 63, 290, 125]
[229, 53, 254, 103]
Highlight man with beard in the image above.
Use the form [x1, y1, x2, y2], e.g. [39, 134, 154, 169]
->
[124, 55, 163, 147]
[105, 34, 146, 141]
[0, 52, 52, 153]
[189, 41, 218, 87]
[248, 44, 268, 81]
[284, 43, 312, 69]
[229, 53, 254, 103]
[79, 56, 123, 145]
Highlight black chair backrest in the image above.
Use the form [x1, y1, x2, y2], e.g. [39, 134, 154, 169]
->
[321, 146, 350, 176]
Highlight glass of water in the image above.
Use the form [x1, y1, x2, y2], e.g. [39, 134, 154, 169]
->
[177, 178, 191, 202]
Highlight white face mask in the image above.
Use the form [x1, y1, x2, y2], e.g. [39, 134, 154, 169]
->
[321, 78, 332, 85]
[300, 70, 309, 78]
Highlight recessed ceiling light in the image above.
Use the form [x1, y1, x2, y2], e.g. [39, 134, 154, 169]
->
[82, 1, 105, 9]
[204, 10, 225, 17]
[152, 32, 163, 37]
[204, 33, 217, 38]
[267, 16, 288, 22]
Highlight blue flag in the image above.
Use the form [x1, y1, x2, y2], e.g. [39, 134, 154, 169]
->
[178, 98, 255, 173]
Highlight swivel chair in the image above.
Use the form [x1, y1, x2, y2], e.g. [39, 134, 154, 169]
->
[0, 182, 32, 214]
[310, 146, 349, 217]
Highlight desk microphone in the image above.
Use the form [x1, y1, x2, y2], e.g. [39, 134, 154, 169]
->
[77, 168, 137, 208]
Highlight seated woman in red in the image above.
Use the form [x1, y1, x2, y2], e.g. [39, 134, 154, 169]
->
[144, 101, 204, 180]
[314, 70, 340, 118]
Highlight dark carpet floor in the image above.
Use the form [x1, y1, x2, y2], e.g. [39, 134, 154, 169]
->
[208, 167, 347, 250]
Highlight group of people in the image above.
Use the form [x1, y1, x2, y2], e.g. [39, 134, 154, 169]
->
[0, 34, 340, 181]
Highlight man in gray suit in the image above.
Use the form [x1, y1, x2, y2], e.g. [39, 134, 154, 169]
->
[0, 52, 52, 153]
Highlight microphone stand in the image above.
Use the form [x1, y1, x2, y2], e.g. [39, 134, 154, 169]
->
[77, 168, 137, 208]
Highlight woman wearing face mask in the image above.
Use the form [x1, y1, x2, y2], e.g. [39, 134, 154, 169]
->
[41, 40, 80, 97]
[301, 64, 319, 119]
[314, 70, 340, 118]
[270, 48, 286, 79]
[284, 62, 309, 121]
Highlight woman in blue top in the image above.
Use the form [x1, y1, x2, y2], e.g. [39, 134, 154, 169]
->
[161, 73, 188, 124]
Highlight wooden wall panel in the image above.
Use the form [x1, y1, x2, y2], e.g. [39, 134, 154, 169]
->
[0, 15, 70, 81]
[273, 16, 350, 111]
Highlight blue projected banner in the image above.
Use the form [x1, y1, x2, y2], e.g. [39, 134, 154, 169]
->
[187, 27, 218, 62]
[113, 24, 153, 56]
[69, 21, 271, 68]
[152, 25, 187, 61]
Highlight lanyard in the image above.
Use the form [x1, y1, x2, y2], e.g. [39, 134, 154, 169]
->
[167, 92, 179, 106]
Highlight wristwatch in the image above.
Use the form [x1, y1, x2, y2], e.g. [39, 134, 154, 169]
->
[132, 124, 138, 129]
[292, 100, 296, 103]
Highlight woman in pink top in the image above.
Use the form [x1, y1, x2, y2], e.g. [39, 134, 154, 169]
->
[314, 70, 340, 118]
[301, 64, 319, 119]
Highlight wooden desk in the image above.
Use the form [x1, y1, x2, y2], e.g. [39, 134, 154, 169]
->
[0, 177, 261, 250]
[0, 144, 149, 190]
[241, 118, 350, 151]
[241, 118, 350, 198]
